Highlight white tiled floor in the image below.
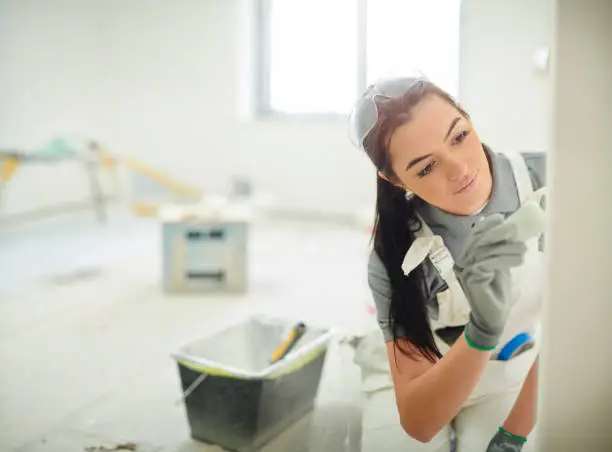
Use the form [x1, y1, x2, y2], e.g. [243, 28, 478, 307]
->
[0, 208, 374, 452]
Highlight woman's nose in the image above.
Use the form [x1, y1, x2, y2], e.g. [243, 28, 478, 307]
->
[446, 156, 468, 181]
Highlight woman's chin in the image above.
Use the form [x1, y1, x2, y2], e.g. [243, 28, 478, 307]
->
[449, 194, 490, 217]
[462, 177, 493, 215]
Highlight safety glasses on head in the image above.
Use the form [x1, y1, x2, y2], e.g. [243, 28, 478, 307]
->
[348, 72, 429, 152]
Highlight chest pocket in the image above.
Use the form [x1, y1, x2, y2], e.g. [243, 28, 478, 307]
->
[435, 287, 470, 326]
[431, 287, 468, 347]
[422, 260, 448, 320]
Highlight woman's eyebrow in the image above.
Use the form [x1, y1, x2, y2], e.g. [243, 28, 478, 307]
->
[444, 117, 462, 141]
[406, 153, 433, 170]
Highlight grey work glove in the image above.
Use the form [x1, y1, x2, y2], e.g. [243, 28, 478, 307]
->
[486, 429, 526, 451]
[454, 214, 528, 350]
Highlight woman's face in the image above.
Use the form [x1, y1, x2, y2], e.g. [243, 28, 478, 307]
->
[385, 95, 493, 216]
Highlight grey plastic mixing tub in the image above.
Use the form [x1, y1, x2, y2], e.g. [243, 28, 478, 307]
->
[171, 315, 334, 452]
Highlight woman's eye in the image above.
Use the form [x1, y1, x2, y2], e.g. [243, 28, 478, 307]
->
[418, 161, 436, 178]
[452, 130, 469, 145]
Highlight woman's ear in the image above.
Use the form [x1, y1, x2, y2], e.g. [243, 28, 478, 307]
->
[377, 170, 391, 183]
[377, 170, 405, 189]
[378, 170, 413, 199]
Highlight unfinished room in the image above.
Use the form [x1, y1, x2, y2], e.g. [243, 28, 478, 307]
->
[1, 0, 611, 451]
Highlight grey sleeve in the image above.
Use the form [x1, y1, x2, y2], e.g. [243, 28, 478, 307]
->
[367, 250, 405, 342]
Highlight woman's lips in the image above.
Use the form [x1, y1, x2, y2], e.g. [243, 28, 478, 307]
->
[454, 173, 478, 194]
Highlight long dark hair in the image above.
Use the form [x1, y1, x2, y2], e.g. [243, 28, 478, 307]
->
[364, 80, 470, 363]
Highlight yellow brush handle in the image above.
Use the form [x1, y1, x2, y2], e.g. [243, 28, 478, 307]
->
[270, 322, 306, 363]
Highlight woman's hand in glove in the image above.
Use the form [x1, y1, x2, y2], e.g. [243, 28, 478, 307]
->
[486, 428, 527, 452]
[454, 214, 528, 351]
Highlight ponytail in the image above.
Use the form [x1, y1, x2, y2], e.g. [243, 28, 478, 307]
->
[358, 81, 465, 362]
[371, 176, 442, 363]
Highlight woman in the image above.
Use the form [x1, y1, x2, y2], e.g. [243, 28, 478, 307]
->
[348, 75, 546, 451]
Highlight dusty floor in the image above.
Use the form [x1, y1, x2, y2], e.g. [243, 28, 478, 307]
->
[0, 207, 375, 452]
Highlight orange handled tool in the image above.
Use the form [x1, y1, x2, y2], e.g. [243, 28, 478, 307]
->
[270, 322, 307, 364]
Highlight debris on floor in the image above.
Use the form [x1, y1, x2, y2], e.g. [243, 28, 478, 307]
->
[84, 443, 138, 452]
[48, 267, 102, 285]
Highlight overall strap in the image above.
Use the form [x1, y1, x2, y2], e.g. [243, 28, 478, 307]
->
[402, 215, 455, 281]
[503, 152, 534, 204]
[402, 215, 470, 327]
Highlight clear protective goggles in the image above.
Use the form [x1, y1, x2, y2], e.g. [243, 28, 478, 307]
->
[348, 72, 429, 151]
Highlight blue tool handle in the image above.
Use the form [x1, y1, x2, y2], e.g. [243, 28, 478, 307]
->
[497, 332, 533, 361]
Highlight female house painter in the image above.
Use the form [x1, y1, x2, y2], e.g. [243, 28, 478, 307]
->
[348, 74, 547, 451]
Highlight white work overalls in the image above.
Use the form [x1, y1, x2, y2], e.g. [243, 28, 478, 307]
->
[356, 152, 544, 452]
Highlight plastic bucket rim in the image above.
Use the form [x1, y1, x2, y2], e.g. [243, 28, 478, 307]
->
[170, 326, 337, 379]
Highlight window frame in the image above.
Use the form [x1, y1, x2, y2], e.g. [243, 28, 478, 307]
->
[253, 0, 458, 119]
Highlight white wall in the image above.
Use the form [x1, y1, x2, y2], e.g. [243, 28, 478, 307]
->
[0, 0, 115, 218]
[538, 0, 612, 449]
[0, 0, 553, 219]
[460, 0, 553, 153]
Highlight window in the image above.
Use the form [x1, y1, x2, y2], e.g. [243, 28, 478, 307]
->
[256, 0, 462, 116]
